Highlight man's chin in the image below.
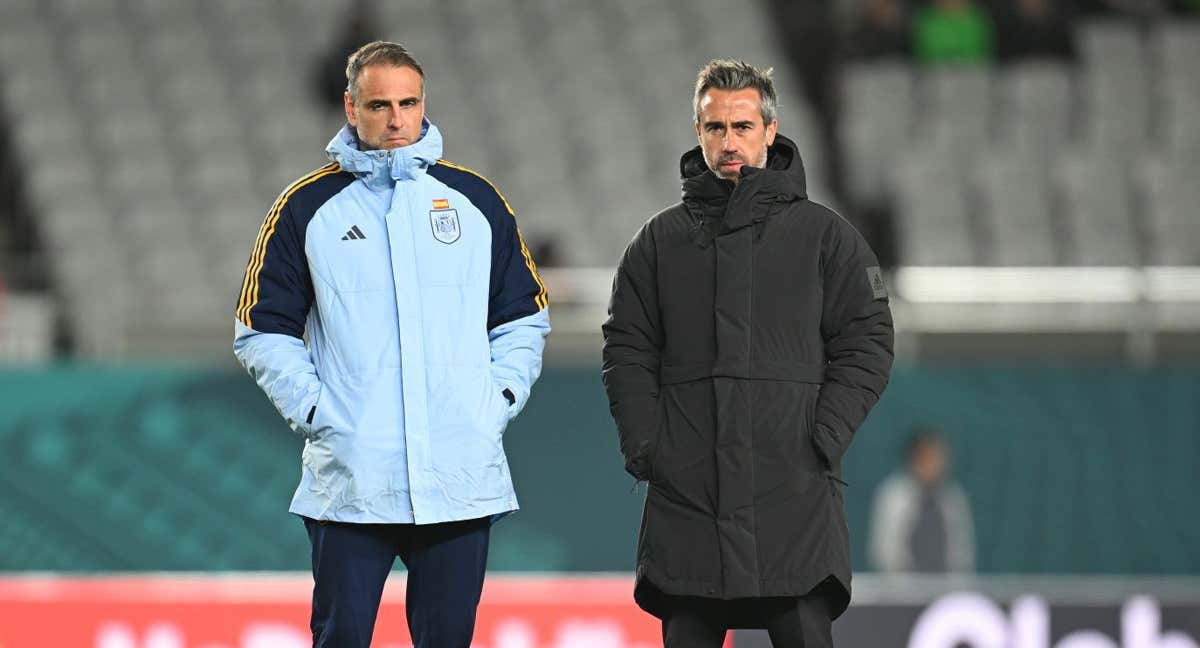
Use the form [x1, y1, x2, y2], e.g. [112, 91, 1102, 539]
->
[366, 137, 413, 151]
[713, 161, 745, 180]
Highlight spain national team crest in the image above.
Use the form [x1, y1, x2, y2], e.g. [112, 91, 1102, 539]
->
[430, 204, 460, 244]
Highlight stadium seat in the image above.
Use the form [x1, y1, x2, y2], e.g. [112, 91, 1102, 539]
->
[46, 0, 125, 38]
[124, 0, 197, 27]
[1078, 19, 1145, 68]
[891, 144, 977, 266]
[105, 149, 178, 199]
[1152, 23, 1200, 154]
[1078, 20, 1151, 151]
[995, 62, 1075, 156]
[974, 147, 1058, 266]
[1056, 147, 1140, 266]
[0, 0, 40, 31]
[1140, 152, 1200, 265]
[841, 60, 914, 207]
[0, 64, 63, 117]
[6, 0, 1196, 357]
[65, 28, 138, 77]
[916, 66, 993, 157]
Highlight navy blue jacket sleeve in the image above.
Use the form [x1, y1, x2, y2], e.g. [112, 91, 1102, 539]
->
[486, 196, 548, 330]
[236, 201, 313, 336]
[476, 181, 550, 417]
[232, 165, 340, 439]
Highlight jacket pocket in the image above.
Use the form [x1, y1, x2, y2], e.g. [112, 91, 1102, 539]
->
[644, 397, 667, 482]
[428, 366, 506, 471]
[812, 423, 847, 469]
[299, 387, 325, 441]
[624, 396, 662, 482]
[487, 374, 514, 430]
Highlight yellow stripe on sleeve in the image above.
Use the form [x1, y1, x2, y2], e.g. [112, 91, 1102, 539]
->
[236, 163, 341, 327]
[436, 159, 549, 310]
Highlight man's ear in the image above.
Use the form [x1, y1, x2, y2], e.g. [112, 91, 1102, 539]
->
[765, 119, 778, 146]
[344, 91, 357, 126]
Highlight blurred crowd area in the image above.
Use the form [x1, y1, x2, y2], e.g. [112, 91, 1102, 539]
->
[0, 0, 1196, 361]
[773, 0, 1200, 270]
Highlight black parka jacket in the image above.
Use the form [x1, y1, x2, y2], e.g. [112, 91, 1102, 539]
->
[601, 135, 894, 621]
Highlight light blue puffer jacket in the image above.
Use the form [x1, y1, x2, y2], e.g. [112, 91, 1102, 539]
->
[233, 120, 550, 524]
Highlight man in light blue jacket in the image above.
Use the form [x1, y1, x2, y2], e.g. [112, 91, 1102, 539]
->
[233, 41, 550, 648]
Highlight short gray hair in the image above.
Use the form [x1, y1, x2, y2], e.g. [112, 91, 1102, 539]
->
[693, 59, 778, 125]
[345, 41, 425, 102]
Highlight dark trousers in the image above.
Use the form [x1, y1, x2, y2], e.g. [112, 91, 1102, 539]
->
[303, 516, 490, 648]
[661, 591, 835, 648]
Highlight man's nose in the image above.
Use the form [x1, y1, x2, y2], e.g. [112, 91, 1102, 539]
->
[389, 106, 404, 130]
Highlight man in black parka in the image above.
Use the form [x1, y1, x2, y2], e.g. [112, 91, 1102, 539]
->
[602, 59, 894, 646]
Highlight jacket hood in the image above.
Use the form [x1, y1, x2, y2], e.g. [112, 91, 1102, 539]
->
[679, 133, 808, 203]
[679, 134, 807, 237]
[326, 118, 443, 190]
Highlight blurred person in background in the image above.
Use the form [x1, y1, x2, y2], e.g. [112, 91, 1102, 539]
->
[0, 272, 6, 337]
[843, 0, 913, 60]
[1075, 0, 1190, 14]
[233, 41, 550, 648]
[528, 236, 564, 268]
[868, 428, 976, 573]
[603, 59, 894, 647]
[995, 0, 1077, 63]
[766, 0, 846, 200]
[914, 0, 996, 63]
[312, 0, 379, 115]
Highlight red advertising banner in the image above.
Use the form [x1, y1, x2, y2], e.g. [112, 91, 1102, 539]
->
[5, 573, 1199, 648]
[0, 574, 713, 648]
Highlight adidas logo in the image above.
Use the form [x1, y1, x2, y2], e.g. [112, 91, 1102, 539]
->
[866, 266, 888, 299]
[341, 225, 366, 241]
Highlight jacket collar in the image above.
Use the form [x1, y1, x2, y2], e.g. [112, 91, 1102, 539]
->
[679, 134, 808, 231]
[325, 118, 443, 190]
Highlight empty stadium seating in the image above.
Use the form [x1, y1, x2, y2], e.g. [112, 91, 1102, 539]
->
[1056, 147, 1141, 266]
[841, 60, 913, 208]
[1, 2, 1197, 356]
[0, 0, 839, 357]
[842, 18, 1200, 268]
[974, 147, 1058, 266]
[1140, 150, 1200, 266]
[891, 142, 976, 266]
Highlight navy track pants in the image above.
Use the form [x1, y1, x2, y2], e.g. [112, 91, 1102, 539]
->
[303, 515, 490, 648]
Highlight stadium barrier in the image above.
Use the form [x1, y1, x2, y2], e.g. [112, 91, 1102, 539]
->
[2, 574, 1197, 647]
